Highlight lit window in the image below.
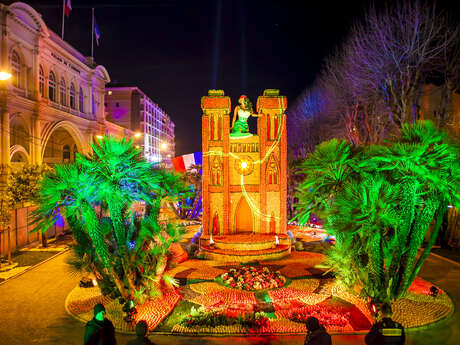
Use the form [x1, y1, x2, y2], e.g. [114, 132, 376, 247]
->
[11, 51, 21, 88]
[79, 87, 84, 112]
[49, 71, 56, 102]
[39, 65, 45, 97]
[60, 78, 66, 106]
[70, 83, 76, 109]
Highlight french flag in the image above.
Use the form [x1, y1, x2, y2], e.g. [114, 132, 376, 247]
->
[172, 152, 202, 174]
[94, 18, 101, 46]
[64, 0, 72, 18]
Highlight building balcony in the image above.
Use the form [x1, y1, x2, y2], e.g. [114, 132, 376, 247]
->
[48, 100, 94, 121]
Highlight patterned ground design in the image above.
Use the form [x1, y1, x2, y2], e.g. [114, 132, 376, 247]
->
[66, 250, 454, 335]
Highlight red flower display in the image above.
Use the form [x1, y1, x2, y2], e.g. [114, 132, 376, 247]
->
[220, 266, 286, 291]
[286, 304, 350, 329]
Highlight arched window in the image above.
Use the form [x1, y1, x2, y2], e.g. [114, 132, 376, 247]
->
[63, 144, 70, 162]
[11, 50, 21, 88]
[39, 65, 45, 97]
[60, 78, 66, 106]
[49, 71, 56, 102]
[79, 87, 84, 113]
[70, 83, 76, 109]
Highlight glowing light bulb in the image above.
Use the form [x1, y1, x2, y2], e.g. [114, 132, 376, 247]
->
[0, 71, 12, 81]
[240, 161, 248, 169]
[134, 132, 142, 138]
[95, 135, 103, 140]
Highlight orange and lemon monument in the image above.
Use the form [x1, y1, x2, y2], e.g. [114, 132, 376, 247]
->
[200, 89, 291, 261]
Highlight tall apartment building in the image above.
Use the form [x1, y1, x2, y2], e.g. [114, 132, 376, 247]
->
[161, 113, 175, 167]
[105, 85, 175, 165]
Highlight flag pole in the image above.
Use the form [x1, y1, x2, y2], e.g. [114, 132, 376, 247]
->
[61, 0, 65, 39]
[91, 8, 95, 59]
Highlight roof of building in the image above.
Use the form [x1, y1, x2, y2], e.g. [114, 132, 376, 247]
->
[6, 2, 110, 82]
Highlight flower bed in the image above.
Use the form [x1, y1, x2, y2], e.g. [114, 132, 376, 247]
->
[179, 306, 269, 333]
[220, 266, 286, 291]
[135, 287, 182, 330]
[188, 289, 257, 309]
[283, 304, 352, 331]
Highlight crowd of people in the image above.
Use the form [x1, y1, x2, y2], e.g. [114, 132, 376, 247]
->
[84, 302, 405, 345]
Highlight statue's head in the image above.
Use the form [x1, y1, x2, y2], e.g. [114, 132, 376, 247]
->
[238, 95, 252, 110]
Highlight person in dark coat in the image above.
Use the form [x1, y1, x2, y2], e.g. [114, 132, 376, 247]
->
[84, 303, 117, 345]
[304, 316, 332, 345]
[126, 321, 155, 345]
[365, 303, 405, 345]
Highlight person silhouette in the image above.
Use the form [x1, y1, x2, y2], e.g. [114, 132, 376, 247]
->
[126, 320, 155, 345]
[365, 303, 405, 345]
[84, 303, 117, 345]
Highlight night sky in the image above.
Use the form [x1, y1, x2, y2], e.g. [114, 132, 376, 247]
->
[21, 0, 459, 155]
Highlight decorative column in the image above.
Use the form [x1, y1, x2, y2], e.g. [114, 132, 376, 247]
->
[256, 89, 287, 234]
[257, 101, 267, 234]
[30, 113, 41, 165]
[201, 90, 231, 237]
[0, 109, 10, 185]
[0, 8, 9, 186]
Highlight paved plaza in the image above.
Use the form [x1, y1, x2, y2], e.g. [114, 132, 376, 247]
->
[0, 249, 458, 345]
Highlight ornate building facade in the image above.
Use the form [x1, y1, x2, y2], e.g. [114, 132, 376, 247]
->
[0, 2, 131, 180]
[105, 85, 175, 165]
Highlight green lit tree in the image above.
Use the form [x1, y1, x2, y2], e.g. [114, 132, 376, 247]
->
[32, 136, 190, 304]
[8, 164, 53, 205]
[295, 121, 460, 305]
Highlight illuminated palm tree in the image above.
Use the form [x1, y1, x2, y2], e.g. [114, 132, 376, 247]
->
[32, 136, 189, 303]
[296, 121, 460, 304]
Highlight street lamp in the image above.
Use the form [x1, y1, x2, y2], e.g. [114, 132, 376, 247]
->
[0, 71, 12, 81]
[134, 132, 142, 139]
[95, 135, 103, 140]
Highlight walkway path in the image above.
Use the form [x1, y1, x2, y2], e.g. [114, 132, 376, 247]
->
[0, 250, 458, 345]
